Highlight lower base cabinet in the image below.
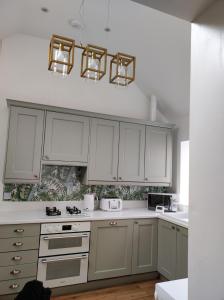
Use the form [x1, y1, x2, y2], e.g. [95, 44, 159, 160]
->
[158, 219, 188, 280]
[132, 219, 158, 274]
[88, 219, 158, 281]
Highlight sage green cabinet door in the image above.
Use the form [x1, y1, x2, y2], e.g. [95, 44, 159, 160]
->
[44, 112, 89, 163]
[158, 220, 176, 280]
[118, 122, 145, 182]
[88, 220, 133, 281]
[88, 118, 119, 181]
[5, 106, 44, 181]
[132, 219, 158, 274]
[145, 127, 172, 184]
[176, 226, 188, 279]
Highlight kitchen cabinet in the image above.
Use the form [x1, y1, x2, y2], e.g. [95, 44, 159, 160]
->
[0, 223, 40, 296]
[88, 219, 158, 281]
[145, 126, 172, 184]
[158, 220, 188, 280]
[5, 106, 44, 182]
[43, 111, 89, 163]
[132, 219, 158, 274]
[176, 225, 188, 279]
[118, 122, 145, 182]
[88, 118, 119, 181]
[88, 220, 133, 280]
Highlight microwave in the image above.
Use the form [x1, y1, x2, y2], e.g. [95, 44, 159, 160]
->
[147, 193, 174, 212]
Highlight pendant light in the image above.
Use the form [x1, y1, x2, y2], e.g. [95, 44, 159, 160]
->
[81, 44, 107, 81]
[109, 53, 136, 86]
[48, 35, 75, 76]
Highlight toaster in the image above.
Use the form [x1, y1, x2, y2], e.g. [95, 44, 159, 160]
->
[100, 198, 123, 211]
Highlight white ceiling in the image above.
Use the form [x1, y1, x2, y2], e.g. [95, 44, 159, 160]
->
[131, 0, 216, 21]
[0, 0, 191, 120]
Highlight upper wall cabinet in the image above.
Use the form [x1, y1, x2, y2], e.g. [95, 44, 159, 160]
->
[5, 106, 44, 182]
[118, 122, 145, 182]
[43, 112, 89, 164]
[145, 127, 172, 184]
[88, 118, 119, 182]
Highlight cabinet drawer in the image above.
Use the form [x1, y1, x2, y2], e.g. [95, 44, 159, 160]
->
[0, 250, 38, 267]
[0, 237, 39, 253]
[0, 263, 37, 281]
[0, 224, 40, 238]
[0, 277, 36, 295]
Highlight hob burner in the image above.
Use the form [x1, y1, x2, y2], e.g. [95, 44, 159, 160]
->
[46, 207, 61, 216]
[66, 206, 82, 215]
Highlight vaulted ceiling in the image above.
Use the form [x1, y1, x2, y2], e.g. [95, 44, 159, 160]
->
[131, 0, 216, 21]
[0, 0, 192, 120]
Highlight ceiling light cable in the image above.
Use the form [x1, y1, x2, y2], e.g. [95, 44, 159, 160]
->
[105, 0, 111, 32]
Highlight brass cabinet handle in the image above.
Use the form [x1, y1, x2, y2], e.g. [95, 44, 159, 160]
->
[14, 229, 24, 233]
[10, 283, 19, 289]
[13, 242, 23, 247]
[109, 221, 117, 226]
[12, 256, 22, 261]
[10, 269, 21, 275]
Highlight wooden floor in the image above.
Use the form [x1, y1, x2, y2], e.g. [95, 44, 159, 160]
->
[52, 280, 159, 300]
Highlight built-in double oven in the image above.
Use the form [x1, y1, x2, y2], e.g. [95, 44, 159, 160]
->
[37, 222, 90, 288]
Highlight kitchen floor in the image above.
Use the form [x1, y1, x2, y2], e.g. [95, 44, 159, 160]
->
[52, 280, 159, 300]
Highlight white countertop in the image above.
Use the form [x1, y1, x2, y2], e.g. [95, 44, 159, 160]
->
[155, 279, 188, 300]
[0, 208, 188, 228]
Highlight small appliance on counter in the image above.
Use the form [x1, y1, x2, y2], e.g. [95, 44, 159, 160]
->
[147, 193, 176, 212]
[83, 194, 95, 211]
[100, 198, 123, 211]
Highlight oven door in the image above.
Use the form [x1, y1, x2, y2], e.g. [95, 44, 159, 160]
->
[37, 253, 88, 288]
[39, 232, 90, 257]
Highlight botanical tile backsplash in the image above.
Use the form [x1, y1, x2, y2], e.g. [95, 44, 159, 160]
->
[4, 165, 168, 201]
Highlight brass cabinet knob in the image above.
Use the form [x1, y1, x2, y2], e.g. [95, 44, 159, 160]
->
[176, 228, 180, 232]
[34, 174, 39, 178]
[14, 229, 24, 233]
[118, 177, 122, 180]
[10, 283, 19, 289]
[113, 177, 117, 180]
[10, 269, 21, 275]
[12, 256, 22, 261]
[13, 242, 23, 247]
[109, 221, 117, 226]
[145, 178, 148, 181]
[171, 226, 175, 230]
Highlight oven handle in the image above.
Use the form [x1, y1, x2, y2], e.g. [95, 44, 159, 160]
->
[42, 233, 89, 240]
[41, 255, 88, 264]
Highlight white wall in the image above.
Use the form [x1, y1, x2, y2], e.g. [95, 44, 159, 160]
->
[189, 1, 224, 298]
[0, 34, 164, 197]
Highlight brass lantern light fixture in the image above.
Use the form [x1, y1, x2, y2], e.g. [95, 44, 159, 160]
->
[48, 35, 136, 86]
[109, 53, 136, 86]
[48, 35, 75, 76]
[81, 44, 107, 81]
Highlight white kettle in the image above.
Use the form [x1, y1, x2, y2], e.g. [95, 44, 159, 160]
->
[83, 194, 95, 211]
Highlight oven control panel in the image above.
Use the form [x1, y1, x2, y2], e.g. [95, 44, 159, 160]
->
[41, 222, 91, 234]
